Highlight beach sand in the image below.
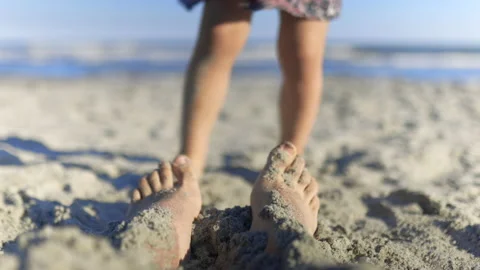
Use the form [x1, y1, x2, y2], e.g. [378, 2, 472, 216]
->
[0, 75, 479, 269]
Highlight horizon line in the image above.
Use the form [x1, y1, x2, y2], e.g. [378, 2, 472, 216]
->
[0, 38, 479, 47]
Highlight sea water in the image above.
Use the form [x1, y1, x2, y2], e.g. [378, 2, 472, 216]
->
[0, 40, 479, 81]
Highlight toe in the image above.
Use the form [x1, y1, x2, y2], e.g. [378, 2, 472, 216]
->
[309, 196, 320, 212]
[297, 168, 311, 188]
[284, 156, 305, 186]
[172, 155, 195, 185]
[159, 162, 174, 189]
[264, 142, 297, 174]
[139, 176, 152, 198]
[131, 189, 141, 202]
[148, 169, 162, 193]
[304, 178, 319, 200]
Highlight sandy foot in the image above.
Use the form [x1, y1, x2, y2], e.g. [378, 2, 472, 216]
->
[127, 155, 201, 268]
[250, 142, 320, 253]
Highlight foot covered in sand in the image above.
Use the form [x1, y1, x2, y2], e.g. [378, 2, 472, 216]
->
[127, 155, 202, 267]
[250, 142, 320, 252]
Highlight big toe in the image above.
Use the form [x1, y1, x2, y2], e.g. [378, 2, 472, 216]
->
[172, 155, 196, 185]
[264, 142, 297, 174]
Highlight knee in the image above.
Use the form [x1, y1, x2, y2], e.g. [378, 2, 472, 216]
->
[295, 45, 325, 76]
[283, 60, 324, 90]
[280, 46, 324, 83]
[193, 27, 248, 70]
[211, 26, 247, 58]
[297, 44, 324, 65]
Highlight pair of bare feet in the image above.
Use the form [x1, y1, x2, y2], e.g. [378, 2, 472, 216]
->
[127, 142, 320, 268]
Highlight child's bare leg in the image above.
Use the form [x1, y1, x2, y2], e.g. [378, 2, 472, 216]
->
[277, 12, 329, 154]
[180, 0, 252, 177]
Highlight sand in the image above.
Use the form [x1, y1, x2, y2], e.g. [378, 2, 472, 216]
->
[0, 75, 479, 269]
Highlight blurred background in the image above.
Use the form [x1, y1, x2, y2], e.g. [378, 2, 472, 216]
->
[1, 0, 480, 81]
[2, 2, 480, 269]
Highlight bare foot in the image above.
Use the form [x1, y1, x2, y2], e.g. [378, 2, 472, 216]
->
[250, 142, 320, 252]
[127, 155, 202, 268]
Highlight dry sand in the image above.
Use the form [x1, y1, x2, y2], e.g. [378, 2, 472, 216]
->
[0, 75, 479, 269]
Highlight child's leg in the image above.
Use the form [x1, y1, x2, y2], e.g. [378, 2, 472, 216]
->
[277, 11, 329, 154]
[180, 0, 252, 176]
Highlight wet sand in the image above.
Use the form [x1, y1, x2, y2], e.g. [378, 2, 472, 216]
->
[0, 75, 479, 269]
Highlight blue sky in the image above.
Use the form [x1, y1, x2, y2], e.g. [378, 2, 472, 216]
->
[1, 0, 479, 43]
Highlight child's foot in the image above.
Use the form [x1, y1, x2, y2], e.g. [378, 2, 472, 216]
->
[250, 142, 320, 252]
[127, 155, 202, 267]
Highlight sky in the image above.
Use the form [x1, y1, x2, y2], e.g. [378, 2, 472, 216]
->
[0, 0, 479, 44]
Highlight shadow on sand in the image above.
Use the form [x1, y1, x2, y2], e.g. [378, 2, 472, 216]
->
[219, 153, 259, 184]
[0, 136, 143, 258]
[0, 136, 160, 190]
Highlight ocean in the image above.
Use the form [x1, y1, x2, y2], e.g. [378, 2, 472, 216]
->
[0, 41, 479, 81]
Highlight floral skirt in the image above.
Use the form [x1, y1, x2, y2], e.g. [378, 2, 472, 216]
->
[179, 0, 342, 20]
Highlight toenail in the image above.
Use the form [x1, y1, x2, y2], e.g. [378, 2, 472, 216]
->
[175, 155, 189, 166]
[281, 142, 296, 154]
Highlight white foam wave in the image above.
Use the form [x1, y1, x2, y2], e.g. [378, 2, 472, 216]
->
[0, 42, 479, 70]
